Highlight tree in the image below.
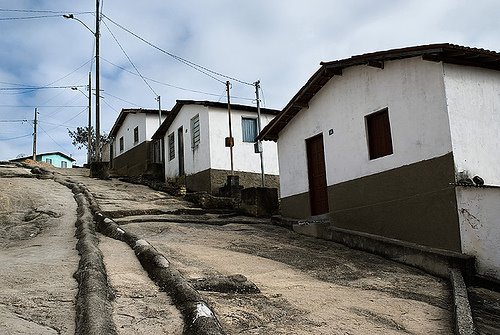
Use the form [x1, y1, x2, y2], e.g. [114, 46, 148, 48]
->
[68, 126, 109, 161]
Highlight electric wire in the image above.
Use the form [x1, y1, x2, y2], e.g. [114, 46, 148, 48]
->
[101, 19, 158, 97]
[100, 57, 255, 101]
[4, 59, 93, 96]
[0, 85, 87, 91]
[101, 98, 120, 115]
[44, 94, 84, 118]
[100, 91, 143, 108]
[0, 14, 76, 21]
[0, 133, 33, 141]
[0, 9, 93, 15]
[0, 105, 87, 108]
[38, 124, 70, 152]
[101, 14, 250, 85]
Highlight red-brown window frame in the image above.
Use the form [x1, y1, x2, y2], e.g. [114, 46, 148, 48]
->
[366, 108, 393, 160]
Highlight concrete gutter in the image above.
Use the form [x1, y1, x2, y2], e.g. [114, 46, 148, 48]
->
[449, 268, 477, 335]
[95, 213, 226, 335]
[55, 178, 117, 335]
[23, 164, 225, 334]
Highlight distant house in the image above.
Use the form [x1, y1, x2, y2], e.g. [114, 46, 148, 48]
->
[10, 151, 75, 168]
[259, 44, 500, 281]
[109, 108, 167, 176]
[152, 100, 280, 194]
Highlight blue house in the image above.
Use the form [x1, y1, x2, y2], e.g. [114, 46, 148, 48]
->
[11, 151, 75, 168]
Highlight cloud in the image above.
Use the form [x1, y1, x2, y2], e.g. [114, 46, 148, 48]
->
[1, 0, 500, 165]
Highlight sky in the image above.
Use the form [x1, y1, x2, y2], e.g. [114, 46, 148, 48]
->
[1, 0, 500, 165]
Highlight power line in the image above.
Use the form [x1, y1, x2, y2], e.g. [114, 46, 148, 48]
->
[0, 105, 87, 108]
[101, 19, 158, 97]
[0, 119, 28, 123]
[101, 98, 120, 115]
[100, 91, 143, 108]
[0, 14, 73, 20]
[0, 133, 32, 141]
[0, 85, 87, 91]
[0, 9, 93, 14]
[3, 59, 94, 96]
[102, 14, 253, 86]
[39, 121, 78, 129]
[38, 124, 70, 153]
[100, 57, 255, 101]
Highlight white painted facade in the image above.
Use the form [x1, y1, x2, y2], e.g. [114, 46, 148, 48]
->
[165, 104, 211, 177]
[457, 187, 500, 280]
[444, 64, 500, 187]
[163, 104, 279, 178]
[113, 112, 164, 158]
[276, 56, 500, 280]
[278, 57, 453, 199]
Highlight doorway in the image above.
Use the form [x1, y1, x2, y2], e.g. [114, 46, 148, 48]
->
[306, 133, 329, 216]
[178, 127, 184, 175]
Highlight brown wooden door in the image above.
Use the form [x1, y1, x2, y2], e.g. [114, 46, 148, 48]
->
[306, 134, 329, 216]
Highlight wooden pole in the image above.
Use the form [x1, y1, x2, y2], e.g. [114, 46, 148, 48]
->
[226, 81, 234, 175]
[255, 80, 265, 187]
[87, 72, 92, 164]
[32, 108, 38, 161]
[95, 0, 101, 161]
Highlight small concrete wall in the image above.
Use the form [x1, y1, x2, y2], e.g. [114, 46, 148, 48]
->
[240, 187, 279, 217]
[210, 169, 279, 195]
[456, 186, 500, 281]
[288, 220, 475, 280]
[184, 168, 279, 195]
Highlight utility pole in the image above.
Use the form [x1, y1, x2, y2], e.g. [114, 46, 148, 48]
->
[32, 108, 38, 160]
[95, 0, 101, 162]
[226, 81, 234, 175]
[87, 72, 92, 165]
[157, 95, 162, 126]
[156, 95, 162, 162]
[255, 80, 265, 187]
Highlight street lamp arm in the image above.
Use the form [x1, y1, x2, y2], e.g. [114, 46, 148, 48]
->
[71, 87, 89, 98]
[63, 14, 96, 36]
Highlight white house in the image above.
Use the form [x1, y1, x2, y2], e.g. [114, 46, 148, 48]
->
[109, 108, 167, 176]
[259, 44, 500, 281]
[152, 100, 280, 193]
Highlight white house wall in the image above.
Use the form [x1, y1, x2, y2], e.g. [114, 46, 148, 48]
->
[444, 64, 500, 186]
[164, 105, 211, 178]
[456, 187, 500, 280]
[208, 107, 279, 175]
[114, 113, 164, 158]
[278, 57, 453, 199]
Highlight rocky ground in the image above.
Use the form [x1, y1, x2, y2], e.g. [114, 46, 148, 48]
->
[0, 161, 498, 334]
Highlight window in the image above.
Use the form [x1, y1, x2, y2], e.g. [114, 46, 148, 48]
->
[61, 161, 67, 168]
[119, 136, 124, 152]
[133, 126, 139, 144]
[366, 108, 393, 159]
[168, 132, 175, 161]
[242, 117, 258, 142]
[190, 114, 200, 148]
[45, 158, 52, 164]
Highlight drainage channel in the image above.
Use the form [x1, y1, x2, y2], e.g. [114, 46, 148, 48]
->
[74, 178, 226, 335]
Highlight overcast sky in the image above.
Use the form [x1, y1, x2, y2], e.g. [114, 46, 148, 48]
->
[1, 0, 499, 165]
